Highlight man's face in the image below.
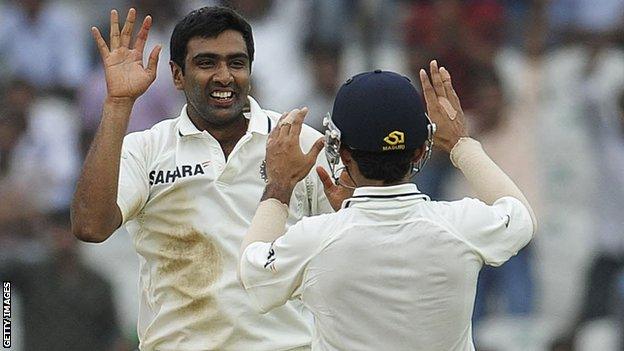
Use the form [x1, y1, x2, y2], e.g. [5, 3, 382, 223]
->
[172, 30, 251, 127]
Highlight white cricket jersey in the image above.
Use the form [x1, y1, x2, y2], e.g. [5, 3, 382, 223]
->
[241, 183, 534, 351]
[117, 97, 333, 351]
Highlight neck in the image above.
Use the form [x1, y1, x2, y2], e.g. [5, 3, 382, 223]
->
[187, 107, 248, 157]
[356, 179, 411, 187]
[348, 167, 411, 188]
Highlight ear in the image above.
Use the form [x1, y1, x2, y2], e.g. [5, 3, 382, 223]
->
[170, 61, 185, 91]
[339, 147, 353, 166]
[411, 147, 426, 163]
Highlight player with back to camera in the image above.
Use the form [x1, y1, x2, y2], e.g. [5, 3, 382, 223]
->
[238, 61, 537, 351]
[71, 6, 342, 351]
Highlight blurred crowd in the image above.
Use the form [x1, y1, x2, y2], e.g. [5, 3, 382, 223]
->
[1, 0, 623, 350]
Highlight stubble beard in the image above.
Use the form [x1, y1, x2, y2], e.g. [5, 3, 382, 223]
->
[185, 88, 247, 129]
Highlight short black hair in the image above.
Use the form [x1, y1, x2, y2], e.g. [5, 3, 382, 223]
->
[170, 6, 254, 72]
[349, 148, 417, 184]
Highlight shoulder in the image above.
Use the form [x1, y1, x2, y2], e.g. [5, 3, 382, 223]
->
[286, 212, 339, 241]
[427, 196, 533, 263]
[427, 196, 524, 224]
[298, 211, 339, 229]
[123, 117, 179, 152]
[423, 197, 518, 237]
[293, 210, 353, 242]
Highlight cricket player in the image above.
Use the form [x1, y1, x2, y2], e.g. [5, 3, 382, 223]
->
[239, 62, 537, 350]
[71, 7, 336, 350]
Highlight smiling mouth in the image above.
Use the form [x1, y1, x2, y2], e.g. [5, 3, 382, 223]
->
[210, 91, 233, 99]
[208, 90, 236, 107]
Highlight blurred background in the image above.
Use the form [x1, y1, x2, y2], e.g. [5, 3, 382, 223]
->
[0, 0, 623, 350]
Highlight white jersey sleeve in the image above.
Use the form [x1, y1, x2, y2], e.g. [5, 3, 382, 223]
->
[117, 132, 150, 224]
[445, 196, 533, 267]
[240, 215, 326, 313]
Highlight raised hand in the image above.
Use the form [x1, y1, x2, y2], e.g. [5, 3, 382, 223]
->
[419, 60, 469, 153]
[91, 8, 161, 101]
[265, 108, 325, 187]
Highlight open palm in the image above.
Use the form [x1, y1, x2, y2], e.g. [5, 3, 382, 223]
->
[419, 60, 468, 154]
[91, 8, 161, 100]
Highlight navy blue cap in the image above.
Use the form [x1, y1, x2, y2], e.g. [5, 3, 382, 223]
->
[331, 70, 428, 152]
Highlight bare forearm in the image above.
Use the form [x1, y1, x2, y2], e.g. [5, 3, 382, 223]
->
[71, 97, 134, 242]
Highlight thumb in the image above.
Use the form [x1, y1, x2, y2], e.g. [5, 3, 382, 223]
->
[305, 138, 324, 163]
[316, 166, 334, 190]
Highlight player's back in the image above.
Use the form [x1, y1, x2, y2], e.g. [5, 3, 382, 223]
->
[298, 185, 532, 351]
[305, 205, 477, 350]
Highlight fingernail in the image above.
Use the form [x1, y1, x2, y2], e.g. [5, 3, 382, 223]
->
[419, 69, 426, 75]
[432, 60, 437, 66]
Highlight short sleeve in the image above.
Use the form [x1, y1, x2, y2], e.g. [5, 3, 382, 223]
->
[240, 218, 324, 313]
[450, 196, 533, 267]
[117, 133, 150, 224]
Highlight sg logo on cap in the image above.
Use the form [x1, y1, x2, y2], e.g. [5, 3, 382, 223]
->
[383, 131, 406, 150]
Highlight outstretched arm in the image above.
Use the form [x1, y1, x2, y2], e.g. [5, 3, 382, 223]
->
[71, 9, 161, 242]
[420, 60, 537, 233]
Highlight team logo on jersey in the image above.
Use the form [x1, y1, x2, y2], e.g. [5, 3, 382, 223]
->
[264, 243, 277, 272]
[383, 131, 406, 150]
[149, 162, 209, 186]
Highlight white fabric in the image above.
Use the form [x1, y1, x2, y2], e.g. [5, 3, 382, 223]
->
[450, 137, 537, 233]
[241, 183, 533, 351]
[117, 96, 333, 351]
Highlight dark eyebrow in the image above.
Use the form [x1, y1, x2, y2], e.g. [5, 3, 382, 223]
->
[192, 52, 249, 61]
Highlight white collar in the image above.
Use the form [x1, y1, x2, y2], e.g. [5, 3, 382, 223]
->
[341, 183, 429, 209]
[177, 96, 271, 137]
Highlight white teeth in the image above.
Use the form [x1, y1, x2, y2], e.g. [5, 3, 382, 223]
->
[210, 91, 233, 99]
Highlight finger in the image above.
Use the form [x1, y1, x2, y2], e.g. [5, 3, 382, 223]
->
[110, 9, 121, 49]
[316, 166, 335, 190]
[91, 27, 110, 60]
[120, 8, 136, 48]
[278, 109, 299, 138]
[305, 137, 324, 164]
[438, 97, 457, 120]
[146, 45, 161, 76]
[279, 122, 291, 138]
[338, 168, 356, 188]
[133, 15, 152, 53]
[289, 107, 308, 139]
[276, 110, 290, 125]
[430, 60, 447, 98]
[439, 67, 462, 111]
[269, 112, 287, 140]
[419, 69, 439, 109]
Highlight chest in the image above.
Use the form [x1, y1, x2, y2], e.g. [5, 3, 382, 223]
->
[140, 136, 310, 234]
